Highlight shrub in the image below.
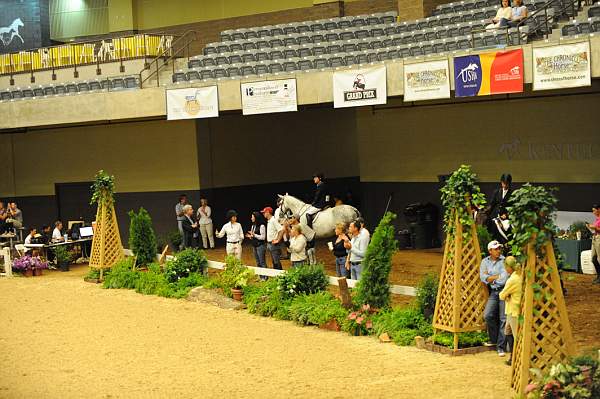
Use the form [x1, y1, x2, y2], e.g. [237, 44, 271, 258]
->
[221, 256, 255, 296]
[477, 225, 493, 256]
[354, 212, 398, 309]
[128, 207, 158, 267]
[165, 248, 207, 283]
[433, 331, 488, 349]
[135, 264, 169, 295]
[84, 267, 102, 280]
[526, 355, 600, 399]
[103, 258, 139, 289]
[244, 279, 292, 319]
[276, 264, 328, 298]
[167, 230, 182, 252]
[288, 292, 349, 326]
[372, 307, 433, 346]
[342, 304, 376, 336]
[415, 274, 439, 321]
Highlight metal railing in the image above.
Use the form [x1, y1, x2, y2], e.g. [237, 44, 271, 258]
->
[139, 30, 199, 88]
[0, 32, 177, 84]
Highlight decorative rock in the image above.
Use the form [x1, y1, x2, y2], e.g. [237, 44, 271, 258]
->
[186, 287, 247, 310]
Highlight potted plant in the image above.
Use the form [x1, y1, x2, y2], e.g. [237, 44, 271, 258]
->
[54, 245, 74, 272]
[13, 254, 48, 277]
[221, 255, 254, 301]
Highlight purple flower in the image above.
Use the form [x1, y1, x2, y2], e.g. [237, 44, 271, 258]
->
[12, 255, 48, 271]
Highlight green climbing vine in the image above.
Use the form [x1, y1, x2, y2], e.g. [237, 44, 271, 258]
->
[90, 170, 115, 208]
[440, 165, 486, 241]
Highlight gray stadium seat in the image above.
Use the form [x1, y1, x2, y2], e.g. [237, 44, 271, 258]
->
[204, 45, 217, 55]
[355, 29, 370, 39]
[343, 42, 357, 52]
[313, 58, 329, 69]
[370, 27, 385, 36]
[422, 44, 434, 55]
[351, 18, 366, 27]
[338, 18, 352, 29]
[329, 56, 344, 67]
[256, 51, 270, 61]
[562, 24, 579, 36]
[229, 42, 243, 52]
[229, 54, 243, 64]
[284, 36, 298, 46]
[412, 32, 425, 42]
[1, 91, 12, 101]
[296, 24, 311, 34]
[270, 50, 284, 60]
[310, 22, 324, 31]
[457, 37, 471, 49]
[433, 41, 446, 53]
[256, 40, 270, 49]
[425, 30, 438, 40]
[298, 47, 312, 57]
[446, 39, 458, 51]
[297, 59, 313, 70]
[344, 54, 357, 65]
[339, 31, 355, 40]
[243, 42, 257, 50]
[242, 53, 256, 63]
[282, 61, 298, 72]
[187, 71, 200, 81]
[387, 48, 400, 59]
[327, 43, 342, 53]
[216, 44, 229, 53]
[366, 16, 380, 25]
[231, 31, 246, 41]
[255, 64, 269, 74]
[399, 46, 411, 57]
[246, 31, 258, 39]
[220, 32, 232, 42]
[269, 38, 284, 47]
[124, 77, 138, 88]
[283, 26, 297, 35]
[213, 68, 228, 78]
[312, 45, 327, 56]
[356, 53, 369, 64]
[66, 84, 78, 93]
[215, 56, 229, 65]
[380, 12, 397, 24]
[324, 21, 338, 30]
[325, 32, 339, 41]
[589, 5, 600, 17]
[11, 90, 23, 99]
[21, 89, 33, 98]
[227, 67, 241, 77]
[297, 34, 311, 45]
[269, 63, 283, 73]
[257, 28, 271, 38]
[311, 33, 325, 42]
[89, 81, 102, 91]
[579, 22, 591, 34]
[33, 87, 44, 97]
[202, 58, 216, 67]
[271, 27, 284, 36]
[55, 85, 67, 94]
[200, 70, 214, 80]
[189, 59, 202, 68]
[357, 41, 372, 51]
[43, 87, 56, 96]
[284, 49, 298, 59]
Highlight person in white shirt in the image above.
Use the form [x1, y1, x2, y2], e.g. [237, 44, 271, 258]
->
[52, 221, 64, 243]
[486, 0, 513, 29]
[289, 224, 307, 267]
[197, 198, 215, 249]
[24, 227, 37, 253]
[216, 210, 244, 260]
[262, 207, 283, 270]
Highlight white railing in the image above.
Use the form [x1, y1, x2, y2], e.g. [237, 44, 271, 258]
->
[0, 247, 12, 277]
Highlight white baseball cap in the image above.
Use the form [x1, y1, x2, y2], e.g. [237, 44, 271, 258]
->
[487, 240, 502, 251]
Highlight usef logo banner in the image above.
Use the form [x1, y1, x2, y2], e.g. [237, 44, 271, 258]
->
[166, 86, 219, 120]
[333, 66, 387, 108]
[454, 49, 523, 97]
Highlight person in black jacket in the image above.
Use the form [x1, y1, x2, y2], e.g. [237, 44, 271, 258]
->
[181, 204, 198, 249]
[306, 172, 330, 228]
[486, 173, 513, 233]
[246, 211, 267, 269]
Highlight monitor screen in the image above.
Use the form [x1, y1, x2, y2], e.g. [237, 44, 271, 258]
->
[79, 226, 94, 237]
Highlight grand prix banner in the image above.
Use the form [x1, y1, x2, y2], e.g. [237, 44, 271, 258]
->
[454, 49, 523, 97]
[533, 42, 591, 91]
[241, 78, 297, 115]
[166, 86, 219, 120]
[403, 59, 450, 102]
[333, 65, 387, 108]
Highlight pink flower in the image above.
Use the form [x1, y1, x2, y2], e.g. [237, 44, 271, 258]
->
[348, 312, 357, 320]
[525, 384, 538, 393]
[366, 320, 373, 329]
[356, 317, 364, 325]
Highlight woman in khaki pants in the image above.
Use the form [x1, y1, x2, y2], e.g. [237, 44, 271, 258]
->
[197, 198, 215, 249]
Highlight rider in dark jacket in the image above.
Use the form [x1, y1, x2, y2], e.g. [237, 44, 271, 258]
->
[307, 172, 329, 227]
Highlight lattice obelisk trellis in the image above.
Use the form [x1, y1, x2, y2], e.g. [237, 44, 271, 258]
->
[432, 211, 488, 351]
[89, 199, 123, 279]
[510, 241, 575, 396]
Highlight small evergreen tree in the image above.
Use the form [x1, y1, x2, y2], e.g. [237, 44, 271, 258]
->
[128, 207, 157, 267]
[354, 212, 398, 309]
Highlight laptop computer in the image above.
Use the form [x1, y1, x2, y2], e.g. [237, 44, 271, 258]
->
[79, 226, 94, 238]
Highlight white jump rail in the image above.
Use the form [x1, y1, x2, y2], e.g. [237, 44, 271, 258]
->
[0, 247, 13, 277]
[122, 249, 417, 297]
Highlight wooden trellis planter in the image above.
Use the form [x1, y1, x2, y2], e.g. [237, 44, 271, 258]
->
[89, 200, 124, 279]
[510, 241, 575, 396]
[432, 211, 488, 351]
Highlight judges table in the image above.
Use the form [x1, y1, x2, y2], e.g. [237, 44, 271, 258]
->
[25, 238, 93, 259]
[555, 239, 592, 273]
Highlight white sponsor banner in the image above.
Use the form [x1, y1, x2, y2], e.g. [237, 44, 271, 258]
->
[166, 86, 219, 120]
[333, 65, 387, 108]
[533, 42, 591, 91]
[240, 79, 297, 115]
[403, 59, 450, 102]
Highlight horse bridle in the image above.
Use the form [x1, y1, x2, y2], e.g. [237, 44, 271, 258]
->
[278, 197, 310, 220]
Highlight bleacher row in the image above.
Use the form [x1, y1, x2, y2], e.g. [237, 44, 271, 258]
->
[434, 0, 577, 17]
[0, 76, 139, 102]
[561, 4, 600, 35]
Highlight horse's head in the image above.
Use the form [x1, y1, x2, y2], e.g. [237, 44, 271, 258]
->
[14, 18, 24, 28]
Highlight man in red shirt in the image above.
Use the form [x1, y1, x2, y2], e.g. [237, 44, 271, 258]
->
[587, 204, 600, 284]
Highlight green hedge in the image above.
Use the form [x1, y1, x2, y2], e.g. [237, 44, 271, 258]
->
[288, 292, 348, 326]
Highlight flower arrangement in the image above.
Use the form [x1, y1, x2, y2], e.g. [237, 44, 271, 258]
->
[12, 254, 48, 271]
[343, 304, 376, 336]
[525, 355, 599, 399]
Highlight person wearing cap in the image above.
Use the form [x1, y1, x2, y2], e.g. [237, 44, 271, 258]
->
[499, 256, 522, 364]
[216, 210, 244, 260]
[586, 204, 600, 284]
[262, 206, 284, 270]
[306, 172, 329, 228]
[480, 240, 509, 356]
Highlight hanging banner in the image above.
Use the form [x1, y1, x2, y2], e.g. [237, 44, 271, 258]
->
[333, 65, 387, 108]
[240, 78, 297, 115]
[166, 86, 219, 120]
[454, 49, 523, 97]
[533, 42, 591, 91]
[404, 59, 450, 102]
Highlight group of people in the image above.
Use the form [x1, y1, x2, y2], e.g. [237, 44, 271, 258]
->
[176, 195, 216, 251]
[0, 201, 23, 234]
[486, 0, 528, 29]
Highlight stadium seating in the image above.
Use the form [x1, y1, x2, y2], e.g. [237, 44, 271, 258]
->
[562, 16, 600, 35]
[0, 75, 140, 102]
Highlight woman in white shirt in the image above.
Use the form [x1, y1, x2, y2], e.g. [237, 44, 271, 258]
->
[216, 210, 244, 260]
[486, 0, 513, 29]
[289, 224, 307, 267]
[197, 198, 215, 249]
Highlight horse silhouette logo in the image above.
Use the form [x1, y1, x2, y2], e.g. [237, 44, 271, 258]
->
[499, 139, 521, 160]
[456, 63, 479, 82]
[0, 18, 25, 47]
[353, 74, 366, 90]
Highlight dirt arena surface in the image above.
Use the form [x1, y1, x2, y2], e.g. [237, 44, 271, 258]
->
[0, 247, 597, 399]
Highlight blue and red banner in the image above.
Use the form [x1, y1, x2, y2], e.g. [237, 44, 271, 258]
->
[454, 49, 524, 97]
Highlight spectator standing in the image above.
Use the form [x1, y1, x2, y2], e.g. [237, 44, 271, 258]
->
[197, 198, 215, 249]
[52, 221, 64, 243]
[330, 222, 349, 277]
[289, 224, 307, 267]
[480, 240, 509, 356]
[499, 256, 523, 364]
[216, 210, 244, 259]
[587, 203, 600, 284]
[175, 194, 188, 250]
[262, 207, 283, 270]
[344, 220, 370, 280]
[247, 212, 267, 269]
[181, 204, 198, 249]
